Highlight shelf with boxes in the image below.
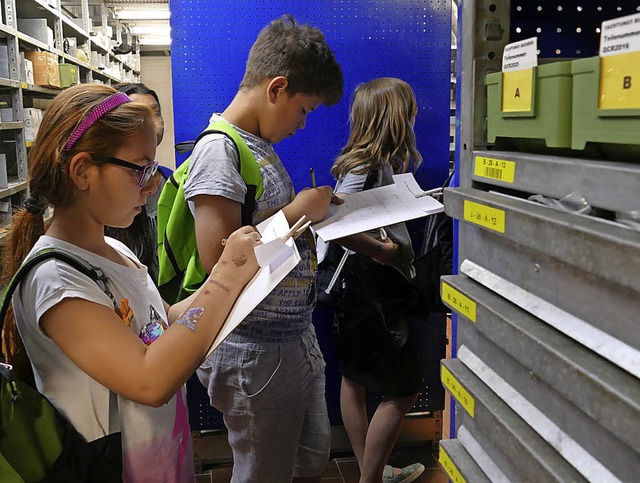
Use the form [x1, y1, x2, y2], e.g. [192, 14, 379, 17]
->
[0, 0, 142, 236]
[440, 2, 640, 482]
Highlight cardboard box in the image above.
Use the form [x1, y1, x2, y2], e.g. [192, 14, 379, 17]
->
[0, 199, 12, 227]
[64, 37, 78, 57]
[0, 153, 7, 190]
[0, 44, 9, 79]
[24, 51, 60, 88]
[24, 57, 34, 84]
[0, 108, 13, 122]
[17, 18, 49, 45]
[23, 108, 44, 142]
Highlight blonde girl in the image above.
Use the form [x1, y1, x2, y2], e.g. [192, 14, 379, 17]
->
[331, 77, 425, 483]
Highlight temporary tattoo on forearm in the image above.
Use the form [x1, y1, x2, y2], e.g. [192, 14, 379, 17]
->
[208, 279, 231, 293]
[176, 307, 205, 331]
[232, 255, 247, 267]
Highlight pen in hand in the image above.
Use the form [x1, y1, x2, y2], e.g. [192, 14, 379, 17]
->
[310, 167, 317, 188]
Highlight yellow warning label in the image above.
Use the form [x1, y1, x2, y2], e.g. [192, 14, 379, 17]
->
[439, 447, 467, 483]
[599, 52, 640, 110]
[474, 156, 516, 183]
[463, 200, 506, 233]
[441, 365, 475, 417]
[21, 82, 27, 89]
[502, 68, 533, 112]
[441, 282, 477, 322]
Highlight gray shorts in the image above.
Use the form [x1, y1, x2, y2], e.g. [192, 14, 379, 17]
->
[197, 326, 330, 482]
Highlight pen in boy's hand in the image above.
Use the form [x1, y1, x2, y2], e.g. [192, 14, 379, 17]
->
[310, 167, 317, 188]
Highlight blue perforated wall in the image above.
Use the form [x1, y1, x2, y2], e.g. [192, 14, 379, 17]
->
[170, 0, 452, 430]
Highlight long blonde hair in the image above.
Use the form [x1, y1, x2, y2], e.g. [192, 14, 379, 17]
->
[331, 77, 422, 179]
[1, 84, 153, 379]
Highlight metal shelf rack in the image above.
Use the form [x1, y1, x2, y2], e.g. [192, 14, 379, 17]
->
[0, 0, 140, 232]
[440, 1, 640, 481]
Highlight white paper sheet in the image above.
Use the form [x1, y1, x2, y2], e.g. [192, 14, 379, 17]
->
[204, 211, 301, 358]
[313, 173, 444, 242]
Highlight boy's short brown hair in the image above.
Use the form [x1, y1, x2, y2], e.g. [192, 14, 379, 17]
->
[240, 15, 343, 106]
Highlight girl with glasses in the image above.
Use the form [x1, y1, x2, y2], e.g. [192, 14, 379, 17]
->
[0, 84, 261, 482]
[105, 82, 169, 285]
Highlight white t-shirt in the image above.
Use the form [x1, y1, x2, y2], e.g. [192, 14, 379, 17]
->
[13, 235, 194, 482]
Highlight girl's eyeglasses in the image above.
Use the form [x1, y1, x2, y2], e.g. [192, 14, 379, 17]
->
[93, 155, 159, 187]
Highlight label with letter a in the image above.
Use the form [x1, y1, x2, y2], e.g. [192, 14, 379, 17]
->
[439, 447, 467, 483]
[441, 282, 477, 322]
[441, 365, 475, 417]
[474, 156, 516, 183]
[463, 200, 506, 233]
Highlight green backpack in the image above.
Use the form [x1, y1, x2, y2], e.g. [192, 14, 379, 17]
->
[0, 248, 122, 482]
[157, 121, 263, 304]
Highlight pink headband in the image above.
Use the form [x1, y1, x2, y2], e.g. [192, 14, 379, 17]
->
[63, 92, 132, 151]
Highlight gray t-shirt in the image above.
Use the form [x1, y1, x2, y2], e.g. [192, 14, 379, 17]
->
[183, 114, 315, 342]
[335, 164, 415, 278]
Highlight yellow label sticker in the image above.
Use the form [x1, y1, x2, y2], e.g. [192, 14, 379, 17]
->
[21, 82, 27, 89]
[474, 156, 516, 183]
[502, 68, 533, 112]
[441, 282, 477, 322]
[441, 365, 475, 417]
[599, 52, 640, 109]
[463, 200, 506, 233]
[439, 447, 467, 483]
[26, 142, 32, 148]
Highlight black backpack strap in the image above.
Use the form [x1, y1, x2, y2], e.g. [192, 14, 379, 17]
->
[363, 169, 380, 191]
[0, 248, 118, 357]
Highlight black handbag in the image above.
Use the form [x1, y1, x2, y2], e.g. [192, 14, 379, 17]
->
[410, 172, 454, 316]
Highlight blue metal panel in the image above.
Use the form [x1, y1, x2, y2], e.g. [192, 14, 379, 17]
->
[170, 0, 452, 430]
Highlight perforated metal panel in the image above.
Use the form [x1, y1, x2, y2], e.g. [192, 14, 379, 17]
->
[170, 0, 453, 430]
[511, 2, 640, 57]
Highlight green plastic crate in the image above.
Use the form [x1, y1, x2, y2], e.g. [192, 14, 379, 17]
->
[571, 56, 640, 160]
[486, 61, 573, 148]
[58, 63, 78, 89]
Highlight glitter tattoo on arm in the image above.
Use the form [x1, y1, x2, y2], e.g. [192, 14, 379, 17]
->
[209, 279, 230, 293]
[175, 307, 205, 332]
[232, 255, 247, 266]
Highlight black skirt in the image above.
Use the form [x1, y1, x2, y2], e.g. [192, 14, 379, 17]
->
[333, 255, 423, 397]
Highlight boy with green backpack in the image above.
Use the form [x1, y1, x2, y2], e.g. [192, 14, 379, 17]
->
[157, 14, 343, 482]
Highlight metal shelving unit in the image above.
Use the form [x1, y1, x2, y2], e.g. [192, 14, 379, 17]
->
[0, 0, 140, 237]
[440, 1, 640, 481]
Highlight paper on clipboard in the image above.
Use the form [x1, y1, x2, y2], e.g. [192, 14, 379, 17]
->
[204, 211, 301, 358]
[312, 172, 444, 242]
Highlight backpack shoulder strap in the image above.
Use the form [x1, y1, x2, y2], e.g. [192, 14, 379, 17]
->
[0, 248, 117, 341]
[189, 120, 263, 201]
[363, 169, 380, 191]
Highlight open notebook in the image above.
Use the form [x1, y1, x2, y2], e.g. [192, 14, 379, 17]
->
[313, 172, 444, 242]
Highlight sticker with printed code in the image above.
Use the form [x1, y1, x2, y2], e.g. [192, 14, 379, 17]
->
[439, 447, 467, 483]
[463, 200, 506, 233]
[474, 156, 516, 183]
[441, 282, 476, 322]
[441, 365, 475, 417]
